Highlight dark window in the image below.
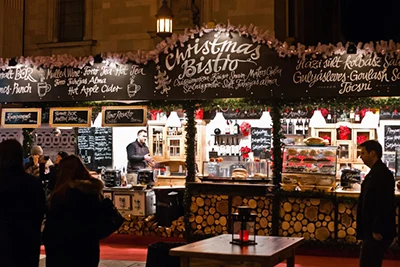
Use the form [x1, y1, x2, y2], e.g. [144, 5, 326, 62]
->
[58, 0, 85, 42]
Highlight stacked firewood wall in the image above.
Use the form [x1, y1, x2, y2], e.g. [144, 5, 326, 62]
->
[279, 197, 335, 241]
[117, 214, 185, 238]
[336, 201, 358, 244]
[189, 194, 230, 235]
[189, 194, 273, 236]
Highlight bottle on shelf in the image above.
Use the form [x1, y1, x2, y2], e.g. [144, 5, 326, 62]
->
[288, 119, 293, 134]
[332, 110, 338, 123]
[349, 108, 355, 123]
[213, 136, 219, 155]
[304, 119, 309, 135]
[296, 119, 302, 134]
[231, 137, 237, 155]
[229, 120, 234, 135]
[225, 120, 230, 134]
[235, 138, 240, 156]
[226, 138, 231, 156]
[326, 109, 332, 123]
[233, 120, 240, 135]
[281, 119, 287, 134]
[298, 119, 304, 134]
[220, 140, 226, 156]
[355, 108, 361, 123]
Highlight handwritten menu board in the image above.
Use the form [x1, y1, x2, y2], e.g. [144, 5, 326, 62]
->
[251, 127, 272, 157]
[1, 108, 41, 128]
[77, 127, 113, 171]
[383, 153, 396, 171]
[102, 106, 147, 126]
[0, 63, 157, 102]
[384, 125, 400, 152]
[50, 107, 92, 127]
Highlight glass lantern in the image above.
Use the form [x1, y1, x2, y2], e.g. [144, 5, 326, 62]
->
[230, 206, 257, 246]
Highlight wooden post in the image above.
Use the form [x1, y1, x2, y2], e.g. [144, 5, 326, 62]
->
[184, 102, 196, 242]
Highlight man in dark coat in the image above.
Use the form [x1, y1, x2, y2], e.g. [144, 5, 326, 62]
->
[0, 139, 46, 267]
[125, 129, 154, 185]
[357, 140, 396, 267]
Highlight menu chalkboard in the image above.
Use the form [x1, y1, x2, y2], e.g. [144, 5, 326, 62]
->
[77, 127, 113, 171]
[50, 107, 92, 127]
[251, 127, 272, 157]
[1, 108, 41, 128]
[384, 125, 400, 152]
[380, 109, 400, 120]
[102, 106, 147, 126]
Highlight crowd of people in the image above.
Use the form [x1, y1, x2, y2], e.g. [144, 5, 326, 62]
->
[0, 140, 106, 267]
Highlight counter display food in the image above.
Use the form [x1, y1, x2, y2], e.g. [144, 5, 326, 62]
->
[282, 145, 337, 192]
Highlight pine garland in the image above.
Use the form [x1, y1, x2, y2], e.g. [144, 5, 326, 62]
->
[183, 102, 196, 241]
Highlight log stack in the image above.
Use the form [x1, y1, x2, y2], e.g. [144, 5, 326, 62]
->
[336, 201, 358, 244]
[279, 197, 335, 241]
[117, 214, 185, 238]
[189, 194, 273, 236]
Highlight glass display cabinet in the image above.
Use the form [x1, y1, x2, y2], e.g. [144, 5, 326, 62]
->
[148, 121, 165, 161]
[282, 145, 338, 191]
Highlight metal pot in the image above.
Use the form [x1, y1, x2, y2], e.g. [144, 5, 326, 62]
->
[137, 169, 155, 188]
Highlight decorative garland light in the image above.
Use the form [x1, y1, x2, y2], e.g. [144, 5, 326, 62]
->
[2, 22, 400, 70]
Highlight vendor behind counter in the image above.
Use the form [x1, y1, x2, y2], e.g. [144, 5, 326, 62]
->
[125, 129, 154, 185]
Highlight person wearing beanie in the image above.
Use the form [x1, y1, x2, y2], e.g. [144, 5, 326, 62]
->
[24, 145, 54, 186]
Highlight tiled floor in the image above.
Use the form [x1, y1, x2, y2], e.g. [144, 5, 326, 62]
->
[38, 255, 145, 267]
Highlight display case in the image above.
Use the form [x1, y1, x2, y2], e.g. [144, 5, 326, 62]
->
[282, 145, 338, 191]
[201, 159, 272, 182]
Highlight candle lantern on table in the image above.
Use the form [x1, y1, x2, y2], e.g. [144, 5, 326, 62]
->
[231, 206, 257, 246]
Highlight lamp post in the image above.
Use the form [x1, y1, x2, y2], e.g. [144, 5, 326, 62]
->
[156, 0, 174, 39]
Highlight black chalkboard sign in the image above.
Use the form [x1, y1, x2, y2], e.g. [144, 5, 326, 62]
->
[1, 108, 41, 128]
[383, 153, 396, 171]
[76, 127, 113, 171]
[222, 110, 263, 120]
[102, 106, 147, 126]
[50, 107, 92, 127]
[251, 127, 272, 157]
[384, 125, 400, 152]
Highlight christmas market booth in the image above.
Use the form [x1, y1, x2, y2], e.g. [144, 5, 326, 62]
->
[0, 23, 400, 249]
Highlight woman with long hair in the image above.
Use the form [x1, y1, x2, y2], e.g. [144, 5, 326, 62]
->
[0, 139, 45, 267]
[43, 155, 104, 267]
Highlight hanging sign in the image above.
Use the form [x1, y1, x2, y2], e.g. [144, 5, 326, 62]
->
[49, 107, 92, 127]
[1, 108, 41, 128]
[251, 127, 272, 157]
[102, 106, 147, 127]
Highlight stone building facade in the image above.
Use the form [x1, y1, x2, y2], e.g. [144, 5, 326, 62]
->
[0, 0, 277, 58]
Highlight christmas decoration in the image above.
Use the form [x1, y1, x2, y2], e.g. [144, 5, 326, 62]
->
[240, 146, 252, 159]
[338, 126, 351, 140]
[357, 135, 368, 145]
[240, 121, 251, 136]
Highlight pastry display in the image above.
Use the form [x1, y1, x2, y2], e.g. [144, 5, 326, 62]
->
[316, 157, 331, 162]
[288, 157, 301, 162]
[309, 149, 319, 156]
[304, 137, 326, 146]
[283, 145, 337, 190]
[303, 157, 317, 163]
[232, 168, 248, 179]
[323, 150, 335, 157]
[299, 150, 308, 156]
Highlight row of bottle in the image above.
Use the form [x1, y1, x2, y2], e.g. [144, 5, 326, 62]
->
[327, 108, 361, 123]
[211, 136, 241, 156]
[222, 120, 240, 135]
[281, 119, 309, 135]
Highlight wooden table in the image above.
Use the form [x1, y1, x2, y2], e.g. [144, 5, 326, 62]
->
[170, 234, 304, 267]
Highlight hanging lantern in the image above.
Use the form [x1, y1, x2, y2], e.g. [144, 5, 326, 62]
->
[156, 0, 174, 39]
[231, 206, 257, 246]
